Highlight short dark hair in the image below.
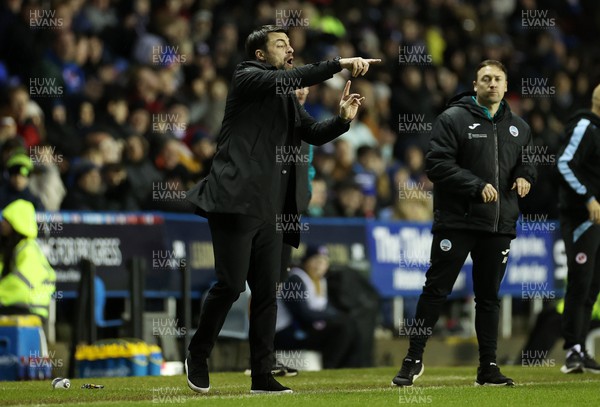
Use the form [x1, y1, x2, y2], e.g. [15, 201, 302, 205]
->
[245, 25, 288, 60]
[475, 60, 507, 80]
[356, 145, 377, 160]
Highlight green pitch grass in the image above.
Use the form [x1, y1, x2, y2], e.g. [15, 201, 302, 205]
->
[0, 366, 599, 406]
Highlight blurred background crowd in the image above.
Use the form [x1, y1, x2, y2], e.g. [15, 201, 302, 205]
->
[0, 0, 599, 219]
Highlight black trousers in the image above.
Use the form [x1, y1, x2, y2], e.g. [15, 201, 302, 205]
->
[560, 215, 600, 349]
[407, 230, 511, 365]
[188, 213, 283, 375]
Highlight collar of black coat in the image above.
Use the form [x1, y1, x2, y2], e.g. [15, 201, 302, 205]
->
[447, 91, 510, 121]
[564, 109, 600, 131]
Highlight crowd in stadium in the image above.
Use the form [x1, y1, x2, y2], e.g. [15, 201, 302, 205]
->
[0, 0, 598, 219]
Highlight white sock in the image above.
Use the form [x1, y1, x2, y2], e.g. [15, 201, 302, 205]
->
[566, 344, 582, 358]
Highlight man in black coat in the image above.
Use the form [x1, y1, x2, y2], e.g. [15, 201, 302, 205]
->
[391, 60, 537, 387]
[557, 83, 600, 374]
[185, 25, 379, 394]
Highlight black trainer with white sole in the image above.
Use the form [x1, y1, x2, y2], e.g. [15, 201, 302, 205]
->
[272, 363, 299, 377]
[560, 351, 584, 374]
[250, 374, 293, 394]
[185, 355, 210, 393]
[582, 350, 600, 374]
[475, 363, 514, 386]
[244, 362, 300, 377]
[391, 358, 424, 387]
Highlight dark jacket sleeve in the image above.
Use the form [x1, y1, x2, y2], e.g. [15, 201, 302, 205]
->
[282, 275, 338, 327]
[235, 60, 341, 95]
[513, 126, 538, 186]
[295, 99, 350, 146]
[425, 113, 487, 198]
[558, 125, 597, 202]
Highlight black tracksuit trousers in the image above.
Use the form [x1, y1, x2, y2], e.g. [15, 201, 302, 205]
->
[406, 230, 512, 365]
[560, 215, 600, 350]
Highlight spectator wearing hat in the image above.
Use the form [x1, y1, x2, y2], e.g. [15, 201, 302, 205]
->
[0, 139, 25, 174]
[275, 245, 361, 369]
[0, 152, 44, 210]
[61, 160, 105, 210]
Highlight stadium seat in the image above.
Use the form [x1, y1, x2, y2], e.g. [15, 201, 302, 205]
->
[94, 277, 123, 329]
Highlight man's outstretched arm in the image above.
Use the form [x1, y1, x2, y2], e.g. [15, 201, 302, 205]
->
[235, 58, 381, 94]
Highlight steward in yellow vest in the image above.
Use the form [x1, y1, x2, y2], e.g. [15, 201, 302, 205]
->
[0, 199, 55, 319]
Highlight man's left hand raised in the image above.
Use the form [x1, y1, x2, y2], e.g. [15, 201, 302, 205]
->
[338, 80, 365, 123]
